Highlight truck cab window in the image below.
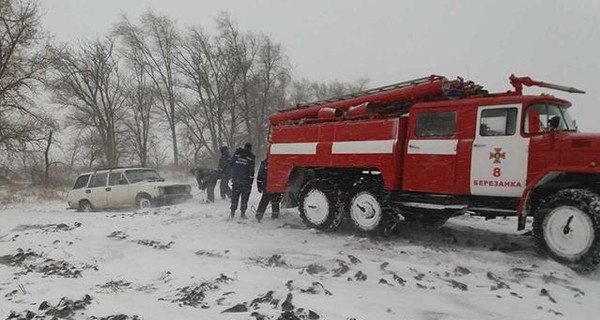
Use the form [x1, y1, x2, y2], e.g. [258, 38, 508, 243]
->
[480, 108, 517, 136]
[524, 104, 576, 134]
[415, 111, 456, 137]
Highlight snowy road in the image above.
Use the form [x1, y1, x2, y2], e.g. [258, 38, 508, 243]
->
[1, 196, 599, 320]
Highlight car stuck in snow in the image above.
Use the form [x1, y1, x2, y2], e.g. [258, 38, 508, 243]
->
[66, 167, 192, 211]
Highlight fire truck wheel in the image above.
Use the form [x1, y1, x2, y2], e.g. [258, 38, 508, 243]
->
[298, 179, 342, 231]
[345, 182, 387, 233]
[533, 189, 600, 272]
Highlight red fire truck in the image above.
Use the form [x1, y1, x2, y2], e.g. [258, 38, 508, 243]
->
[267, 74, 600, 270]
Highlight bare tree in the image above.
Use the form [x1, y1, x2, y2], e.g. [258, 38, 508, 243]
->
[114, 10, 182, 165]
[238, 34, 290, 158]
[50, 37, 127, 167]
[123, 59, 157, 167]
[176, 23, 240, 164]
[0, 0, 53, 152]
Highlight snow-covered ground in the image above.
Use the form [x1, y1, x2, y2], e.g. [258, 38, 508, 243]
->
[1, 191, 599, 320]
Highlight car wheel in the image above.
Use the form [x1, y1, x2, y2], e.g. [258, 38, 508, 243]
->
[78, 200, 93, 212]
[137, 194, 153, 209]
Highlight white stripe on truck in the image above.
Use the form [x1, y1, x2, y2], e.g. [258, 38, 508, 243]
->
[332, 139, 396, 154]
[270, 142, 318, 155]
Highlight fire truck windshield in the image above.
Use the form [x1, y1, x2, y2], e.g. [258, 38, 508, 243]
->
[524, 103, 577, 133]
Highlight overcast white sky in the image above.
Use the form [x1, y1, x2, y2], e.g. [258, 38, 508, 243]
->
[41, 0, 600, 131]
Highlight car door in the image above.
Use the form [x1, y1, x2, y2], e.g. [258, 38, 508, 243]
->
[470, 104, 529, 197]
[88, 172, 109, 208]
[108, 171, 130, 207]
[403, 109, 458, 194]
[68, 174, 91, 205]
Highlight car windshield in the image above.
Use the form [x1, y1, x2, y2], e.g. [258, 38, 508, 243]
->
[125, 169, 163, 183]
[524, 103, 577, 133]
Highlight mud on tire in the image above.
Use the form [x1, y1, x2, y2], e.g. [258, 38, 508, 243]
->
[78, 200, 93, 212]
[136, 193, 153, 209]
[298, 179, 343, 231]
[344, 178, 395, 235]
[533, 188, 600, 272]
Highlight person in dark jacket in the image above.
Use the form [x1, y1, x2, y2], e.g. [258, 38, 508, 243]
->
[255, 158, 282, 222]
[190, 167, 219, 203]
[230, 143, 255, 218]
[218, 146, 232, 199]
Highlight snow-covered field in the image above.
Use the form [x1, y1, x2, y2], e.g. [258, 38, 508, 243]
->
[1, 191, 599, 320]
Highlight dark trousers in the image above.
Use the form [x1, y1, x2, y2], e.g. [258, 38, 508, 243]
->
[203, 178, 218, 203]
[220, 178, 231, 199]
[257, 192, 281, 215]
[230, 181, 251, 213]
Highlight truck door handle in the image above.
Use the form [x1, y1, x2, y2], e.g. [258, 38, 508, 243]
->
[85, 190, 91, 194]
[473, 144, 487, 148]
[105, 187, 111, 192]
[408, 144, 420, 150]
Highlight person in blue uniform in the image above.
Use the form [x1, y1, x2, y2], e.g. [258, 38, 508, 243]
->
[230, 143, 255, 218]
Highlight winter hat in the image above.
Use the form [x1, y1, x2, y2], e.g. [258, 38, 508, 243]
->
[220, 146, 228, 153]
[244, 142, 252, 152]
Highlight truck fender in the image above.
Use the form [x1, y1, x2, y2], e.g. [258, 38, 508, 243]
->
[517, 171, 560, 230]
[517, 166, 600, 230]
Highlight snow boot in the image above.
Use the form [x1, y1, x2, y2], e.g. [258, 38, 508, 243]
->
[230, 209, 235, 218]
[241, 211, 248, 219]
[256, 212, 264, 222]
[271, 212, 279, 219]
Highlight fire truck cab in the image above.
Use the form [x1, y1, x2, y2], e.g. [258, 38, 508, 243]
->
[267, 75, 600, 271]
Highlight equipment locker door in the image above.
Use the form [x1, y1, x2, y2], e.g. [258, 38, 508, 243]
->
[404, 110, 458, 194]
[470, 104, 529, 196]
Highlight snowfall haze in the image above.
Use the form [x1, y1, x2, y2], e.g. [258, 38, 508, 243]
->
[41, 0, 600, 131]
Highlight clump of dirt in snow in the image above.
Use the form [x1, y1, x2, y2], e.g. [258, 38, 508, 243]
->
[161, 274, 234, 308]
[447, 279, 468, 291]
[250, 254, 288, 268]
[195, 249, 226, 258]
[11, 222, 82, 234]
[88, 315, 140, 320]
[378, 261, 406, 286]
[454, 266, 471, 275]
[0, 248, 85, 278]
[285, 280, 332, 296]
[6, 294, 92, 320]
[487, 272, 511, 290]
[331, 260, 350, 277]
[222, 303, 249, 313]
[107, 231, 129, 240]
[135, 239, 174, 250]
[353, 271, 367, 281]
[303, 264, 327, 275]
[0, 248, 40, 266]
[97, 280, 132, 293]
[107, 231, 174, 249]
[248, 291, 276, 308]
[347, 255, 361, 265]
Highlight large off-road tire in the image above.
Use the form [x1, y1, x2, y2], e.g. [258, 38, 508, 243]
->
[344, 179, 393, 235]
[533, 189, 600, 272]
[78, 200, 93, 212]
[136, 193, 153, 209]
[298, 179, 343, 231]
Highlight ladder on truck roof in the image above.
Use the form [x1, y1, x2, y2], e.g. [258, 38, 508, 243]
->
[297, 76, 438, 108]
